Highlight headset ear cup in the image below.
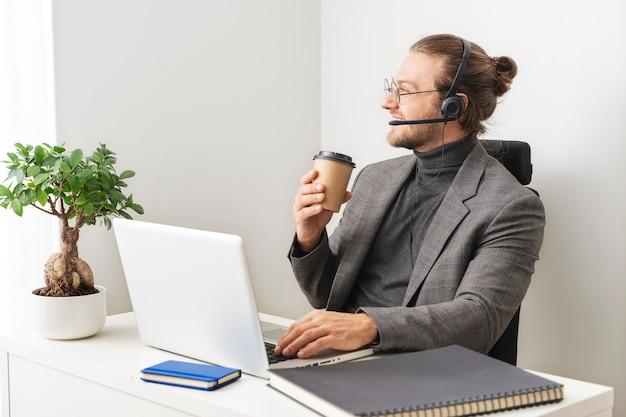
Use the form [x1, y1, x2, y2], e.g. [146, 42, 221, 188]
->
[441, 96, 464, 120]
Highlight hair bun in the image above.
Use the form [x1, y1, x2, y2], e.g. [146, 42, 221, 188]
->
[492, 56, 517, 96]
[495, 56, 515, 75]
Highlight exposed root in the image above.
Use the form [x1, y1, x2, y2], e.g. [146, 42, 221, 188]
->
[42, 251, 97, 297]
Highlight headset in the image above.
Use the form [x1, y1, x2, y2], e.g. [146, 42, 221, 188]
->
[389, 37, 471, 125]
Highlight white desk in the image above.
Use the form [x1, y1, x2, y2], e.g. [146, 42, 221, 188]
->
[0, 313, 614, 417]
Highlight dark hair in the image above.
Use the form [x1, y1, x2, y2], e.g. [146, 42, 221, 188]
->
[410, 34, 517, 135]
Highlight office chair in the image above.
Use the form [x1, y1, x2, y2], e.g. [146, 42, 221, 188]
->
[479, 140, 538, 366]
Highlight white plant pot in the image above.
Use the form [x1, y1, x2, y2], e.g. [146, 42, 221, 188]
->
[30, 284, 107, 340]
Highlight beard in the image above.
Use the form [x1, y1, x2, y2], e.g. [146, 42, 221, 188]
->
[386, 122, 442, 150]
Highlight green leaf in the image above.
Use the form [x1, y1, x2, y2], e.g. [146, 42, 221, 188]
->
[28, 189, 37, 204]
[83, 202, 94, 215]
[13, 184, 24, 196]
[98, 143, 112, 155]
[100, 169, 112, 185]
[69, 176, 82, 193]
[53, 146, 65, 153]
[60, 161, 71, 173]
[76, 195, 88, 205]
[33, 173, 48, 185]
[36, 189, 48, 206]
[7, 168, 24, 184]
[76, 167, 90, 179]
[119, 170, 135, 180]
[7, 152, 18, 163]
[102, 156, 116, 166]
[19, 191, 33, 205]
[87, 190, 106, 203]
[15, 143, 28, 155]
[27, 165, 41, 177]
[130, 203, 144, 215]
[34, 146, 46, 165]
[118, 210, 132, 219]
[42, 156, 57, 167]
[0, 185, 11, 198]
[70, 149, 83, 167]
[12, 198, 23, 216]
[102, 216, 112, 230]
[90, 152, 102, 163]
[110, 189, 124, 204]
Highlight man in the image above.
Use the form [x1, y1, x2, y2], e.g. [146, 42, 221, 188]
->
[275, 34, 545, 360]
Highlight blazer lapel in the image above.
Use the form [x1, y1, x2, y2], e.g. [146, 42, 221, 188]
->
[402, 143, 488, 306]
[326, 155, 415, 311]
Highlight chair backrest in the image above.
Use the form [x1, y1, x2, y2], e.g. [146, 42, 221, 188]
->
[479, 139, 537, 366]
[480, 140, 533, 185]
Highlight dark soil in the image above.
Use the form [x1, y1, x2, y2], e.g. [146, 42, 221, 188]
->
[34, 285, 99, 297]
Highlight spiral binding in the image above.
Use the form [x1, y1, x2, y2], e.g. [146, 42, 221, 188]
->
[355, 383, 564, 417]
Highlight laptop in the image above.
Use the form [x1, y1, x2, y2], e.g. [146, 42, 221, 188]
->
[112, 218, 373, 378]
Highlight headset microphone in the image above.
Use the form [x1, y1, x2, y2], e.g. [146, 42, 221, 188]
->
[388, 38, 470, 126]
[388, 116, 456, 125]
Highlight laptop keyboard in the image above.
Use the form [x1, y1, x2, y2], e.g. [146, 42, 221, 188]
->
[265, 342, 296, 364]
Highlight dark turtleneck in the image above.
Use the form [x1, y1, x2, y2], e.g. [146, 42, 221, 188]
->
[343, 134, 476, 313]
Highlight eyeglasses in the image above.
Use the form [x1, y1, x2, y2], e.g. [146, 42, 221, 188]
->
[384, 78, 444, 104]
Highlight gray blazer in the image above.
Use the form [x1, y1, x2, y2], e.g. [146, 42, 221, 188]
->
[288, 143, 546, 354]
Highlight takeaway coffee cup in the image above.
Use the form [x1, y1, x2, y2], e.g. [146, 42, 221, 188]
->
[312, 151, 356, 212]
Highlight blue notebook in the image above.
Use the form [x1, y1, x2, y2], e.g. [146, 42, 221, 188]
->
[141, 360, 241, 391]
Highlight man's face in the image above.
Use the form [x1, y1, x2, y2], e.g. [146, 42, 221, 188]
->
[381, 52, 445, 151]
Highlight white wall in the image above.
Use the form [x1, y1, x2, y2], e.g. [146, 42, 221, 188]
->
[321, 0, 626, 415]
[51, 0, 320, 317]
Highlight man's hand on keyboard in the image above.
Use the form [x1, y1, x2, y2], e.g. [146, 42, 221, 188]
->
[274, 310, 378, 359]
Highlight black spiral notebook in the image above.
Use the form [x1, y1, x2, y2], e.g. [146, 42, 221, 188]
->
[268, 345, 564, 417]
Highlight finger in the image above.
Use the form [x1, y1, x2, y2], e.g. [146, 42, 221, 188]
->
[282, 327, 329, 357]
[294, 193, 325, 211]
[297, 335, 334, 359]
[275, 311, 319, 351]
[274, 322, 315, 355]
[342, 191, 352, 203]
[299, 182, 325, 196]
[294, 204, 323, 222]
[275, 321, 318, 355]
[300, 169, 319, 185]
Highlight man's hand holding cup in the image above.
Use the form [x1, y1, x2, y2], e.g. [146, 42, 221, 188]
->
[293, 151, 356, 252]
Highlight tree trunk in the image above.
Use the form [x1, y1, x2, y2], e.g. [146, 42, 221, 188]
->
[40, 221, 96, 297]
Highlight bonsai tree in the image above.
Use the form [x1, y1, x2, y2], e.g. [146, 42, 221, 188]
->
[0, 142, 143, 297]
